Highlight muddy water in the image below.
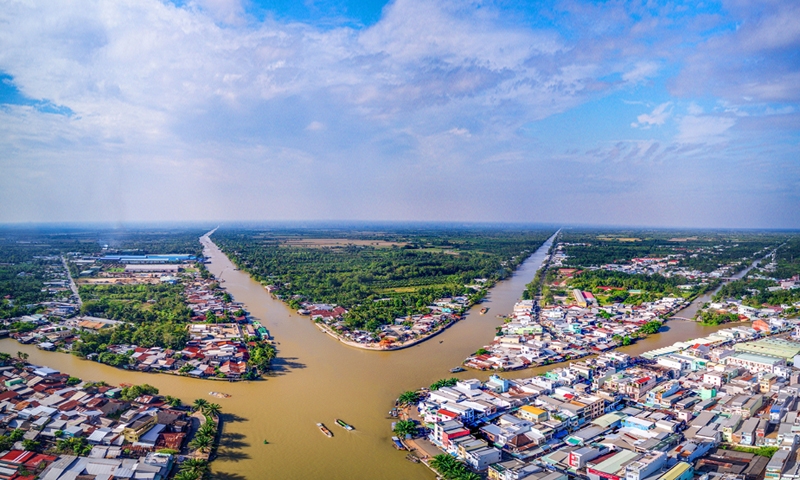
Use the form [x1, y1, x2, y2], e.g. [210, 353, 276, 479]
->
[0, 231, 754, 479]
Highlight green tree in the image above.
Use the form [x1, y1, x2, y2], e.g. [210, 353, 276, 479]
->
[189, 434, 212, 453]
[66, 376, 81, 386]
[179, 458, 210, 479]
[202, 403, 221, 419]
[393, 420, 417, 438]
[397, 391, 420, 405]
[192, 398, 209, 412]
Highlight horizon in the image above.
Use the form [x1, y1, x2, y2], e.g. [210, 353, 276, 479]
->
[1, 219, 799, 233]
[1, 1, 799, 228]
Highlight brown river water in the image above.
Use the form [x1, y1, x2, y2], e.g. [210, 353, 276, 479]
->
[0, 231, 748, 479]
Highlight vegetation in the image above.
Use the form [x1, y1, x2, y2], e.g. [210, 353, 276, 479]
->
[393, 420, 417, 437]
[120, 384, 159, 401]
[430, 454, 481, 480]
[728, 446, 779, 458]
[696, 310, 740, 326]
[558, 230, 780, 272]
[54, 437, 92, 456]
[569, 270, 703, 303]
[175, 458, 211, 480]
[397, 391, 420, 405]
[430, 378, 458, 390]
[72, 321, 190, 361]
[215, 228, 553, 331]
[638, 320, 663, 335]
[79, 283, 191, 323]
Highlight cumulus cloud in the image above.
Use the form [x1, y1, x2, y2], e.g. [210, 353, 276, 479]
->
[0, 0, 797, 227]
[631, 102, 672, 128]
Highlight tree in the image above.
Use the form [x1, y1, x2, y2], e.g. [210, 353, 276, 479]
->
[198, 422, 216, 437]
[393, 420, 417, 438]
[164, 395, 182, 407]
[397, 391, 420, 405]
[430, 378, 458, 391]
[193, 398, 209, 412]
[202, 403, 221, 419]
[9, 429, 24, 441]
[475, 348, 489, 355]
[179, 458, 210, 479]
[21, 439, 40, 452]
[120, 384, 159, 401]
[189, 434, 212, 453]
[66, 376, 81, 386]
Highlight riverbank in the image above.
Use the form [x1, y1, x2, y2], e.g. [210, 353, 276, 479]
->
[315, 317, 459, 351]
[207, 230, 559, 353]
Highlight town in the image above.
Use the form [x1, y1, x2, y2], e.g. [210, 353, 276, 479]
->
[2, 251, 275, 381]
[0, 355, 220, 480]
[395, 328, 800, 480]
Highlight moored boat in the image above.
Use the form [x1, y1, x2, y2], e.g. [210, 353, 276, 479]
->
[450, 366, 465, 373]
[209, 391, 231, 398]
[317, 423, 333, 437]
[391, 436, 405, 450]
[335, 419, 354, 431]
[480, 307, 489, 315]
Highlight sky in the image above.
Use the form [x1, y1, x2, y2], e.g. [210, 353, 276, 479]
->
[1, 0, 799, 228]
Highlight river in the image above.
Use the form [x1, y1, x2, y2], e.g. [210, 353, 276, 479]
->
[0, 231, 762, 479]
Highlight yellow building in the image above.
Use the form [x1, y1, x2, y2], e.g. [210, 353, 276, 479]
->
[518, 405, 548, 423]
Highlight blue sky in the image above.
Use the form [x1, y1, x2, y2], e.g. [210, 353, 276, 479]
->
[0, 0, 799, 228]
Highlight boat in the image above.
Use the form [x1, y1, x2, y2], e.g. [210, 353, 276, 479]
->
[209, 391, 231, 398]
[392, 436, 405, 450]
[263, 440, 268, 444]
[450, 366, 465, 373]
[480, 307, 489, 315]
[317, 423, 333, 437]
[335, 419, 354, 431]
[406, 454, 420, 463]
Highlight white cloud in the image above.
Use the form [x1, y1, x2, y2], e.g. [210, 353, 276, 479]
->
[622, 61, 659, 84]
[631, 102, 672, 128]
[306, 121, 325, 131]
[676, 115, 736, 144]
[687, 102, 703, 115]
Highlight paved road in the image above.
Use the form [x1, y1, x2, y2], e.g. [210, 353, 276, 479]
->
[61, 255, 82, 307]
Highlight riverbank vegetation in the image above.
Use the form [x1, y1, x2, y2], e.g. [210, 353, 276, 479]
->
[215, 228, 554, 331]
[430, 454, 481, 480]
[558, 230, 781, 272]
[569, 270, 708, 304]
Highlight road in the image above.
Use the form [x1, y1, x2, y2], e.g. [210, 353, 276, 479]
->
[61, 255, 81, 307]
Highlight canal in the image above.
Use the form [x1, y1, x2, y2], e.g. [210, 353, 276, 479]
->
[0, 230, 763, 479]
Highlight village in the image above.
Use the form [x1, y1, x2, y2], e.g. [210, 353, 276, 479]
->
[0, 357, 220, 480]
[464, 296, 684, 371]
[1, 253, 274, 381]
[397, 326, 800, 480]
[293, 294, 473, 348]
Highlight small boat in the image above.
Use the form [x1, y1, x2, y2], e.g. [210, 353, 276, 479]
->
[317, 423, 333, 437]
[392, 436, 405, 450]
[335, 419, 354, 431]
[450, 366, 465, 373]
[480, 307, 489, 315]
[263, 440, 268, 444]
[209, 391, 231, 398]
[406, 454, 420, 463]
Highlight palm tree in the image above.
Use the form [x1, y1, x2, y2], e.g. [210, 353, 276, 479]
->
[192, 398, 209, 412]
[173, 472, 198, 480]
[189, 434, 212, 453]
[198, 422, 216, 437]
[202, 403, 221, 418]
[397, 391, 419, 405]
[180, 458, 210, 478]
